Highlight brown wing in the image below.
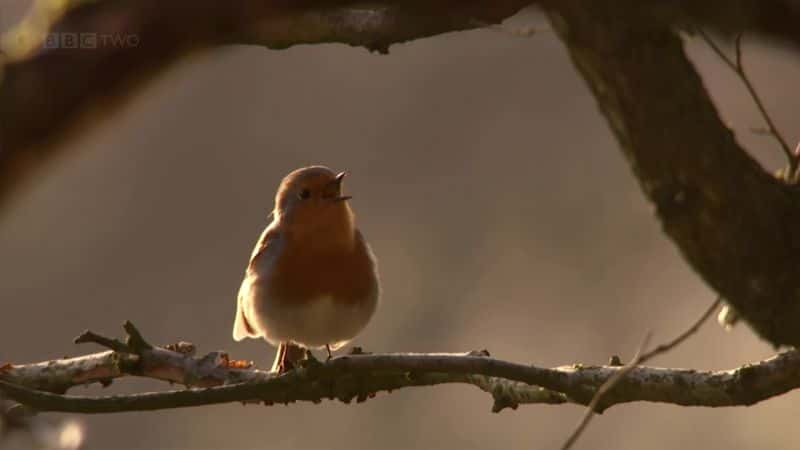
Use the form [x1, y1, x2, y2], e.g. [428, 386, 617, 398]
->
[233, 214, 280, 341]
[247, 214, 280, 272]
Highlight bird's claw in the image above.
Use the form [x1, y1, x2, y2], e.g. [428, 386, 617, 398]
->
[298, 350, 323, 369]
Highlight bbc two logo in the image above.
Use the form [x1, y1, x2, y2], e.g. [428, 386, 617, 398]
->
[43, 32, 140, 49]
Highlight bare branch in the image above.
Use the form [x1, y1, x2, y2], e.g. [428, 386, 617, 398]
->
[562, 297, 722, 450]
[638, 296, 723, 362]
[1, 322, 799, 414]
[561, 334, 652, 450]
[1, 324, 568, 411]
[73, 330, 130, 353]
[697, 29, 799, 178]
[122, 321, 152, 352]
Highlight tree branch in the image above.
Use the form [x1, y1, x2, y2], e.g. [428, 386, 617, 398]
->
[4, 0, 800, 209]
[562, 297, 721, 450]
[0, 0, 532, 208]
[543, 0, 800, 347]
[696, 29, 799, 179]
[1, 323, 800, 414]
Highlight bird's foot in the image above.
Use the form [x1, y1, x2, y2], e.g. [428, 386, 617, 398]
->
[275, 361, 294, 373]
[298, 350, 323, 370]
[272, 356, 298, 374]
[272, 342, 306, 374]
[348, 346, 371, 355]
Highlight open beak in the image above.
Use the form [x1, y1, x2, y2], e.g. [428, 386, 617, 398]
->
[330, 171, 352, 201]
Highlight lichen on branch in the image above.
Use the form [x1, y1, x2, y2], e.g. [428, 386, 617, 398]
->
[1, 322, 799, 415]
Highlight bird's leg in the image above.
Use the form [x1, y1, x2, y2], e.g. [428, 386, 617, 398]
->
[281, 342, 308, 370]
[270, 342, 289, 374]
[326, 344, 333, 360]
[299, 348, 323, 370]
[272, 342, 310, 373]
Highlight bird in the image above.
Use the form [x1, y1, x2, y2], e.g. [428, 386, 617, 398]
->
[232, 166, 380, 373]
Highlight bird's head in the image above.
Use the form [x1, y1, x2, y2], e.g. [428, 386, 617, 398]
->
[274, 166, 355, 245]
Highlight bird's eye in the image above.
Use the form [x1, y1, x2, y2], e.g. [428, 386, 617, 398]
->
[298, 189, 311, 200]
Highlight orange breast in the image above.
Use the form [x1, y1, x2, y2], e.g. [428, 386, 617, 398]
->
[266, 230, 377, 307]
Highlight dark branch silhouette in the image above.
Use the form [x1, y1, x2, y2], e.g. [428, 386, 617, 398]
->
[544, 0, 800, 347]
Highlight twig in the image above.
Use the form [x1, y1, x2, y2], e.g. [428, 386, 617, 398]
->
[560, 333, 652, 450]
[637, 297, 723, 362]
[122, 321, 152, 352]
[697, 29, 799, 180]
[73, 330, 130, 353]
[561, 297, 722, 450]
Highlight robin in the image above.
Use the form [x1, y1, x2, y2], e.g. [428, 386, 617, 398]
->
[233, 166, 380, 373]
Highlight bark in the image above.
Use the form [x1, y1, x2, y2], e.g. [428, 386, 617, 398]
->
[0, 0, 530, 206]
[543, 0, 800, 347]
[1, 323, 799, 414]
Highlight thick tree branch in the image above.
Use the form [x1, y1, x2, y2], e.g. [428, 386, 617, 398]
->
[543, 0, 800, 347]
[3, 0, 800, 209]
[0, 0, 532, 208]
[1, 323, 800, 414]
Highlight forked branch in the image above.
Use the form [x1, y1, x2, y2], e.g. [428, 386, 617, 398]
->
[697, 29, 800, 180]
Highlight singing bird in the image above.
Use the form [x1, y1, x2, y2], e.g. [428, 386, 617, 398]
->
[233, 166, 380, 372]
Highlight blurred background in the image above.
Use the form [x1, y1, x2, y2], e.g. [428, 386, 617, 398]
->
[2, 3, 800, 449]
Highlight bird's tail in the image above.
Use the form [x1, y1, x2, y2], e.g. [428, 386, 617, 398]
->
[270, 342, 306, 373]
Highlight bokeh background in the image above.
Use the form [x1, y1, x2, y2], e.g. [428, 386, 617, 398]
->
[2, 3, 800, 449]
